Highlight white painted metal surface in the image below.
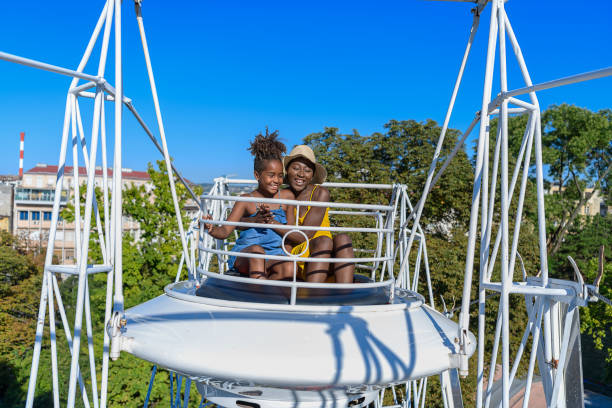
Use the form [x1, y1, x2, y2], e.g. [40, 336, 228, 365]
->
[196, 382, 378, 408]
[119, 280, 475, 387]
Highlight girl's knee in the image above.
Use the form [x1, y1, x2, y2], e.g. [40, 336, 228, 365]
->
[246, 244, 265, 254]
[281, 262, 295, 277]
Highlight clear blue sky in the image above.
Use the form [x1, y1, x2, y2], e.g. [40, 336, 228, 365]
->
[0, 1, 610, 183]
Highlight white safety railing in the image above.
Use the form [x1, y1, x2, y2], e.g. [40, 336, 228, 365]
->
[196, 180, 434, 307]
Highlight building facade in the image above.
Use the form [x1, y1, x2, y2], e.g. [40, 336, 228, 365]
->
[547, 185, 610, 217]
[14, 164, 151, 263]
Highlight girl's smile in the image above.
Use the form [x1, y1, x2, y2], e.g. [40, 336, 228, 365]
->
[255, 159, 284, 197]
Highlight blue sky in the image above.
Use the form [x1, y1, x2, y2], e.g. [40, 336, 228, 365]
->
[0, 1, 610, 183]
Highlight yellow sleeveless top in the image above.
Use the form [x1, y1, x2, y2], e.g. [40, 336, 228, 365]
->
[290, 185, 333, 280]
[295, 185, 332, 241]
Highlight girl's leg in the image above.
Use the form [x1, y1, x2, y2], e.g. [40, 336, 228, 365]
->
[233, 245, 267, 279]
[331, 234, 355, 283]
[304, 236, 333, 283]
[266, 259, 295, 281]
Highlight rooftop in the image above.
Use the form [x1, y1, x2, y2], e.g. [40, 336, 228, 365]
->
[25, 164, 150, 181]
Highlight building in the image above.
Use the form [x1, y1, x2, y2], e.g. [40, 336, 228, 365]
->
[0, 184, 14, 232]
[14, 164, 151, 263]
[547, 185, 610, 217]
[0, 175, 19, 233]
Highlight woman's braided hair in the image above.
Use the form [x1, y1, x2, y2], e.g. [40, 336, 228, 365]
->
[248, 128, 286, 173]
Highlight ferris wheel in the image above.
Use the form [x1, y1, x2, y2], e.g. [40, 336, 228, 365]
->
[1, 1, 611, 408]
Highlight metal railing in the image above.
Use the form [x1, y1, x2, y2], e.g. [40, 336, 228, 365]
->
[196, 180, 433, 307]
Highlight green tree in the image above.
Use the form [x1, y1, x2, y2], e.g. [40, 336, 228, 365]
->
[552, 216, 612, 382]
[122, 160, 201, 306]
[541, 104, 612, 254]
[305, 119, 474, 234]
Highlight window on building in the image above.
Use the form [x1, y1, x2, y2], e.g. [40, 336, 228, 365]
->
[31, 211, 40, 221]
[19, 211, 29, 220]
[43, 211, 52, 221]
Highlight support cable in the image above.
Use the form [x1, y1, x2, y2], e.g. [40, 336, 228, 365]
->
[134, 0, 194, 277]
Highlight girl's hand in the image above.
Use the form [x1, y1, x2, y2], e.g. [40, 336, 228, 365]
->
[252, 204, 273, 224]
[202, 214, 214, 234]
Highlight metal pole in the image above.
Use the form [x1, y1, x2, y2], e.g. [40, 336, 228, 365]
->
[51, 274, 92, 408]
[47, 268, 59, 408]
[503, 66, 612, 99]
[67, 79, 103, 408]
[502, 14, 554, 372]
[134, 2, 193, 274]
[74, 98, 108, 258]
[84, 280, 100, 408]
[404, 8, 481, 286]
[24, 93, 72, 408]
[466, 1, 499, 389]
[0, 51, 103, 83]
[98, 7, 114, 394]
[497, 3, 511, 407]
[112, 0, 124, 316]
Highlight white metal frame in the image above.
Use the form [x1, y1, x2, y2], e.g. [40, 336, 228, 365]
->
[0, 2, 197, 407]
[2, 1, 610, 407]
[413, 2, 612, 408]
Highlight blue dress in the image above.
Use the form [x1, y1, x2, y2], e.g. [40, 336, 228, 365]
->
[227, 208, 287, 270]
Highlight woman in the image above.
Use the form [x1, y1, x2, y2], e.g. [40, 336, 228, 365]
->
[282, 145, 355, 283]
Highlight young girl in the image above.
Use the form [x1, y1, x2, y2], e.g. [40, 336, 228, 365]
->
[204, 131, 295, 280]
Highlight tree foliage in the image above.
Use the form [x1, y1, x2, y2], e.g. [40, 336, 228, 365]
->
[1, 108, 610, 407]
[500, 104, 612, 255]
[305, 119, 474, 235]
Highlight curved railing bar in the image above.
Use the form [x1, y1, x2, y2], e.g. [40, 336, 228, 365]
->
[328, 210, 381, 216]
[218, 178, 395, 190]
[199, 246, 393, 264]
[322, 182, 394, 189]
[201, 219, 393, 234]
[197, 268, 394, 290]
[201, 194, 393, 211]
[46, 265, 114, 275]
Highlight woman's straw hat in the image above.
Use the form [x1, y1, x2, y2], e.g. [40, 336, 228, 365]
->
[283, 145, 327, 184]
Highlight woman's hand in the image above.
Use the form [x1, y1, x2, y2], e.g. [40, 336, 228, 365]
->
[202, 214, 214, 234]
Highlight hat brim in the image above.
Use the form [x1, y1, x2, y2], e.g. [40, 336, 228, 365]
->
[283, 154, 327, 185]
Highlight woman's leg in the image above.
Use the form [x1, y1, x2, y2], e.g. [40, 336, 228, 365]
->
[233, 245, 267, 279]
[304, 236, 333, 283]
[331, 233, 355, 283]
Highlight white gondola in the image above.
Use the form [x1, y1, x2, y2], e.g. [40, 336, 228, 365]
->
[112, 181, 476, 407]
[120, 279, 473, 387]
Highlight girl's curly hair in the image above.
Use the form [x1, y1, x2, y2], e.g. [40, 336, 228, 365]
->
[248, 127, 286, 173]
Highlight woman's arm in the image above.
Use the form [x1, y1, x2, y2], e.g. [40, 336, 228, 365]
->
[206, 196, 249, 239]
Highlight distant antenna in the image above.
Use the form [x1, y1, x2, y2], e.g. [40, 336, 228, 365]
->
[19, 132, 24, 178]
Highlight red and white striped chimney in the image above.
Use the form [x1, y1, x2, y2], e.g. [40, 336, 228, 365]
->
[19, 132, 25, 178]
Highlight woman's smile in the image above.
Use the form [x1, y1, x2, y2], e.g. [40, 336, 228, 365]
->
[286, 158, 315, 192]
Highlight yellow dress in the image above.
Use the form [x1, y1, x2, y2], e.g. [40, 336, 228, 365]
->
[290, 185, 333, 278]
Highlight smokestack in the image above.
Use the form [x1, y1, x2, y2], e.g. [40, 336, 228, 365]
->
[19, 132, 24, 179]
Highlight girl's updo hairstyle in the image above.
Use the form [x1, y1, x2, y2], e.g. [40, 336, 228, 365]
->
[248, 128, 286, 173]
